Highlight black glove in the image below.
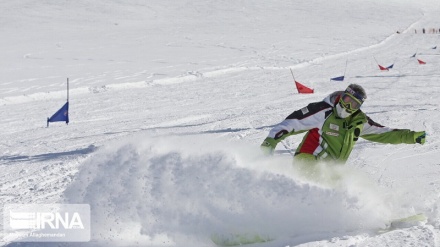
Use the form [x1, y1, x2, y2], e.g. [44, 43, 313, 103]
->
[414, 131, 426, 145]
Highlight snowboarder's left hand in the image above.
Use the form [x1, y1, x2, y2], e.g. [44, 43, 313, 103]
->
[414, 131, 426, 145]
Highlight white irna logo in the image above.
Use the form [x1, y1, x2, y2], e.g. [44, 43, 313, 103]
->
[10, 211, 84, 230]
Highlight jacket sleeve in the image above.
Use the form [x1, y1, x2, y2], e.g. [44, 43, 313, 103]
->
[360, 117, 417, 144]
[262, 102, 332, 150]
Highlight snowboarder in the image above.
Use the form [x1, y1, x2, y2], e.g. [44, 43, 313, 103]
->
[260, 84, 426, 164]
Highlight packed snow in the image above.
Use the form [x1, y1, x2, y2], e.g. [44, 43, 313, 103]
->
[1, 0, 440, 246]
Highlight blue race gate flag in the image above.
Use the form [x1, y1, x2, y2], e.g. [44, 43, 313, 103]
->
[47, 102, 69, 127]
[330, 60, 348, 81]
[330, 76, 345, 81]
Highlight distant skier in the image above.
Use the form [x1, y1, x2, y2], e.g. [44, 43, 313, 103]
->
[260, 84, 426, 163]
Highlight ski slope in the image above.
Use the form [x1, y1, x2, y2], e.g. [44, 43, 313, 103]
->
[1, 0, 440, 246]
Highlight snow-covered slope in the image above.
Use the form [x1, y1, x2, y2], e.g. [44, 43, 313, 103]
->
[1, 0, 440, 246]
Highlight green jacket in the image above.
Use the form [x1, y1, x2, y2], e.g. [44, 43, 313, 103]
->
[262, 91, 422, 163]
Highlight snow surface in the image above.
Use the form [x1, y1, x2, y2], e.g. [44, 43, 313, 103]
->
[1, 0, 440, 246]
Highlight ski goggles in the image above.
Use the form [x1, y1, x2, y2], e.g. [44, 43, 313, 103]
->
[339, 93, 363, 112]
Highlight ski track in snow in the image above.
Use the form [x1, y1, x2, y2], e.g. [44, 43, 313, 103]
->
[1, 0, 440, 246]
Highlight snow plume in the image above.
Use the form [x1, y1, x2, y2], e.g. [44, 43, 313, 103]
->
[63, 135, 393, 247]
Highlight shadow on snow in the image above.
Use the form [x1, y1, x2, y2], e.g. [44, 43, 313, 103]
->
[0, 145, 97, 165]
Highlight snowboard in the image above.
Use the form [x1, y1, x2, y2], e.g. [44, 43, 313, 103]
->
[211, 233, 273, 246]
[378, 213, 427, 233]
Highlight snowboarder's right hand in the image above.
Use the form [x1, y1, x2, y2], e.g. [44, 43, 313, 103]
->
[414, 131, 426, 145]
[260, 138, 277, 155]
